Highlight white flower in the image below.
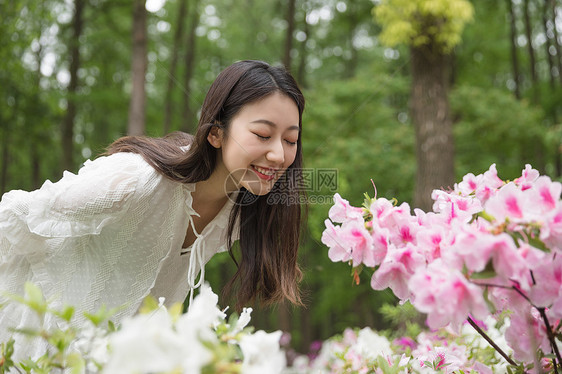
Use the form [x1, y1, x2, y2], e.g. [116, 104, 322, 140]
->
[71, 325, 109, 373]
[240, 330, 286, 374]
[179, 339, 214, 374]
[177, 283, 226, 341]
[311, 340, 346, 370]
[104, 306, 185, 374]
[174, 284, 225, 372]
[232, 307, 253, 334]
[290, 355, 310, 371]
[353, 327, 392, 361]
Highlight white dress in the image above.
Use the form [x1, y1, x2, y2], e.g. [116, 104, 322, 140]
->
[0, 152, 238, 360]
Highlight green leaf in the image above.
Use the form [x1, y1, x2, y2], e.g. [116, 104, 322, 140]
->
[471, 261, 496, 279]
[66, 352, 85, 374]
[138, 295, 160, 314]
[482, 287, 496, 314]
[107, 320, 116, 332]
[83, 305, 119, 327]
[52, 305, 75, 322]
[0, 339, 16, 374]
[528, 236, 549, 252]
[23, 282, 47, 315]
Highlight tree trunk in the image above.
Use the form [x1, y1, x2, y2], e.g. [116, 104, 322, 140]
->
[32, 9, 45, 189]
[410, 45, 455, 211]
[523, 0, 539, 103]
[181, 0, 200, 133]
[297, 5, 309, 88]
[62, 0, 84, 172]
[343, 3, 358, 79]
[506, 0, 521, 99]
[163, 0, 188, 134]
[551, 0, 562, 85]
[128, 0, 147, 136]
[282, 0, 296, 70]
[542, 0, 556, 89]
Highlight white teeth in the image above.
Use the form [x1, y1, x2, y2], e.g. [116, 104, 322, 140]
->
[254, 166, 276, 176]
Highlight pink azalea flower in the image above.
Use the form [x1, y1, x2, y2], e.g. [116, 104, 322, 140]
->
[455, 172, 482, 196]
[518, 242, 547, 270]
[487, 285, 529, 313]
[413, 344, 468, 373]
[505, 306, 550, 364]
[371, 243, 425, 299]
[447, 224, 496, 273]
[369, 197, 395, 223]
[514, 164, 540, 191]
[528, 253, 562, 308]
[409, 260, 489, 329]
[345, 220, 377, 267]
[540, 204, 562, 251]
[485, 183, 529, 222]
[329, 193, 363, 223]
[371, 258, 410, 299]
[393, 336, 416, 350]
[416, 224, 449, 262]
[453, 230, 531, 289]
[370, 221, 390, 266]
[322, 163, 562, 370]
[432, 190, 483, 226]
[474, 164, 504, 202]
[548, 295, 562, 320]
[322, 219, 377, 267]
[372, 200, 414, 234]
[471, 361, 494, 374]
[488, 233, 532, 287]
[322, 219, 352, 263]
[342, 328, 358, 346]
[526, 176, 561, 214]
[395, 222, 417, 245]
[482, 164, 505, 189]
[379, 207, 420, 247]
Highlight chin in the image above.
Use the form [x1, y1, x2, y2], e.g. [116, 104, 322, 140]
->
[242, 180, 276, 196]
[244, 186, 273, 196]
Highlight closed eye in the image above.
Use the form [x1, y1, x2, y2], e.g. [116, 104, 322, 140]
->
[285, 139, 297, 146]
[254, 133, 270, 141]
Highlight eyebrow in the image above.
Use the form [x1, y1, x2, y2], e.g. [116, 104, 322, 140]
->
[250, 119, 300, 131]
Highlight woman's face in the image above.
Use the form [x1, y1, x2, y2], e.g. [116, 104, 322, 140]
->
[210, 92, 300, 196]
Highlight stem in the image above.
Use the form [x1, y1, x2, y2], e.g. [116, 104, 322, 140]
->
[538, 307, 562, 371]
[511, 285, 533, 304]
[467, 316, 518, 367]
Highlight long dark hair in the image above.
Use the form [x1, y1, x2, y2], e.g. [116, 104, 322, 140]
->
[107, 60, 305, 309]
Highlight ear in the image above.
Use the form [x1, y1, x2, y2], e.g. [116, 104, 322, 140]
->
[207, 126, 223, 148]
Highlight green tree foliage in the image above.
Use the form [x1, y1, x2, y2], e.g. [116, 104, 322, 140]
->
[451, 85, 547, 179]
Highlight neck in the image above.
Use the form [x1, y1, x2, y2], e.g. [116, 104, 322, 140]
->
[193, 164, 237, 207]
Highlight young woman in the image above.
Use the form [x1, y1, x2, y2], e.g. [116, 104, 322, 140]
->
[0, 60, 306, 359]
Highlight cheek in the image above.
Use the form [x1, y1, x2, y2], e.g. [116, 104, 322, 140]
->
[285, 147, 298, 167]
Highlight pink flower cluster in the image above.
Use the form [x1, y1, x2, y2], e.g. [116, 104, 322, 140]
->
[322, 164, 562, 366]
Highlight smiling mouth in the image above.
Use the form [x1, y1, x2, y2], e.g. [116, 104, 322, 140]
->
[251, 165, 278, 181]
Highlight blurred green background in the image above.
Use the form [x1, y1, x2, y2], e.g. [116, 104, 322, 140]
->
[1, 0, 561, 354]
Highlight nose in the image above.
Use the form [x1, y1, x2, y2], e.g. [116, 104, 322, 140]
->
[266, 139, 285, 165]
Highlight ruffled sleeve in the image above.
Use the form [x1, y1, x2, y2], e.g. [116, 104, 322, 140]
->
[0, 152, 156, 258]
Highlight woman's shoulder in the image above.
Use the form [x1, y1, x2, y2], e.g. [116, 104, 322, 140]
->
[82, 151, 150, 171]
